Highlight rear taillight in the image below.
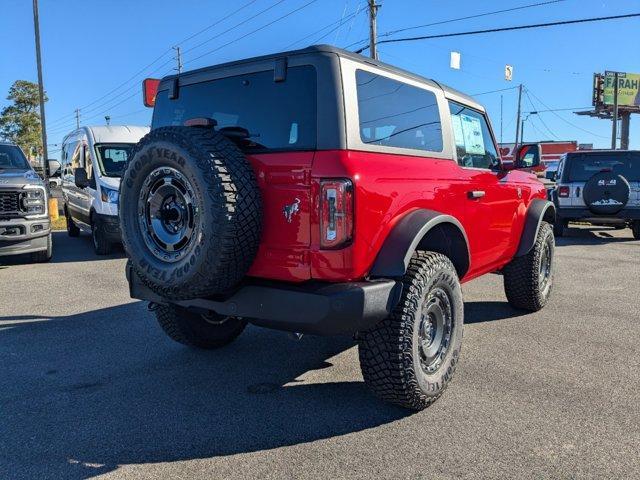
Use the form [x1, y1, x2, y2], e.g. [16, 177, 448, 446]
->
[320, 179, 353, 249]
[558, 186, 570, 198]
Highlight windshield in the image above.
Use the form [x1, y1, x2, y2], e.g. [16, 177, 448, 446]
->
[0, 144, 31, 171]
[152, 66, 317, 153]
[566, 151, 640, 182]
[94, 144, 135, 177]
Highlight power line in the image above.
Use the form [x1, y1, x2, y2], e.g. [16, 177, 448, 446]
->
[471, 86, 519, 96]
[526, 87, 609, 139]
[355, 12, 640, 52]
[284, 3, 365, 49]
[185, 0, 319, 66]
[47, 0, 270, 129]
[346, 0, 567, 49]
[523, 88, 560, 140]
[182, 0, 289, 56]
[176, 0, 261, 46]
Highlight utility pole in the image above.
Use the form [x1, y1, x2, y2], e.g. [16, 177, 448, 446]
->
[173, 46, 183, 74]
[620, 111, 630, 150]
[368, 0, 380, 60]
[74, 108, 81, 129]
[611, 72, 619, 150]
[500, 94, 504, 143]
[514, 84, 523, 150]
[32, 0, 49, 184]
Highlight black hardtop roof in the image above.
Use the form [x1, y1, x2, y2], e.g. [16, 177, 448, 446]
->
[162, 44, 483, 111]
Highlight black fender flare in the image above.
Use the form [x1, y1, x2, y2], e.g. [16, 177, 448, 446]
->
[369, 209, 470, 279]
[515, 199, 556, 257]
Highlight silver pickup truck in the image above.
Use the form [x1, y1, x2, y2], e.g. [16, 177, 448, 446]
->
[0, 142, 52, 262]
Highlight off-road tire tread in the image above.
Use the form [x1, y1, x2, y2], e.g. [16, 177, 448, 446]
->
[154, 303, 246, 349]
[120, 127, 262, 300]
[503, 221, 554, 312]
[358, 251, 462, 410]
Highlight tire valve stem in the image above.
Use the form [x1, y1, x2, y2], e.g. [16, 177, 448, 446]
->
[288, 332, 304, 341]
[147, 302, 160, 312]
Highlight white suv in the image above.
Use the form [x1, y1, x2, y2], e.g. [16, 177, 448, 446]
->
[60, 125, 149, 254]
[553, 150, 640, 239]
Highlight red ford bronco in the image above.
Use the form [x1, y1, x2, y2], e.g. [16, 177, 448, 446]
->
[120, 46, 556, 410]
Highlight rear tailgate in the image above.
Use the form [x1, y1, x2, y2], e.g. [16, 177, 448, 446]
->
[246, 152, 314, 281]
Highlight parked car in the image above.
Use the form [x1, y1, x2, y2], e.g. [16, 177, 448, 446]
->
[552, 150, 640, 238]
[60, 125, 149, 254]
[544, 160, 560, 181]
[0, 142, 52, 262]
[120, 45, 556, 410]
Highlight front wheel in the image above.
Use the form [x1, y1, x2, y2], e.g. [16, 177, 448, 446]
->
[92, 220, 112, 255]
[503, 221, 555, 312]
[154, 304, 247, 349]
[65, 207, 80, 237]
[358, 251, 464, 410]
[31, 234, 52, 263]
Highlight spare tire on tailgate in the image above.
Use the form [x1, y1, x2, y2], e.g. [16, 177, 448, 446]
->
[583, 171, 630, 216]
[119, 126, 262, 300]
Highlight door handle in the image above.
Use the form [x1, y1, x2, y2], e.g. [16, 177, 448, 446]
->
[467, 190, 486, 199]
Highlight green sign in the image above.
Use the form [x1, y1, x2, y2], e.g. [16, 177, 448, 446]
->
[603, 72, 640, 107]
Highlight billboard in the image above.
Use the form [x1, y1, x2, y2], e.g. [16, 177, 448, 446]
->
[603, 71, 640, 107]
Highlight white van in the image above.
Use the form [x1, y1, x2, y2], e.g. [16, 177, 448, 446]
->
[60, 125, 149, 254]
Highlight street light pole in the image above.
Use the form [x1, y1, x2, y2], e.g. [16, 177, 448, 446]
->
[611, 72, 619, 150]
[32, 0, 49, 185]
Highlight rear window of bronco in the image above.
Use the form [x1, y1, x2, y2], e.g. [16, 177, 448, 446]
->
[152, 65, 317, 153]
[565, 151, 640, 182]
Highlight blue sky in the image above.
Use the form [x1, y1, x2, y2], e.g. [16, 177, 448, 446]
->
[2, 0, 639, 156]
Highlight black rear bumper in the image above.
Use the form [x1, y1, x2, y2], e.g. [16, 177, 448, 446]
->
[127, 263, 402, 336]
[557, 207, 640, 222]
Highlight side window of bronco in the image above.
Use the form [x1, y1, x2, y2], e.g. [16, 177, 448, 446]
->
[448, 101, 499, 170]
[355, 70, 443, 153]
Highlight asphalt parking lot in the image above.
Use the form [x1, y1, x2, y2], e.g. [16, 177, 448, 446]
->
[1, 227, 639, 479]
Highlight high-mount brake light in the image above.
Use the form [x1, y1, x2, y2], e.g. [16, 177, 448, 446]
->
[320, 179, 353, 249]
[143, 78, 160, 107]
[558, 186, 570, 197]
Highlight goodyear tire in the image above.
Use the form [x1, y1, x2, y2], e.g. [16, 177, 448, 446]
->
[358, 251, 464, 410]
[119, 126, 262, 300]
[503, 221, 555, 312]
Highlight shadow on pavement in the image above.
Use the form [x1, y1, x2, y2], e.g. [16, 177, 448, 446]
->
[0, 231, 125, 267]
[464, 301, 526, 324]
[0, 302, 408, 479]
[556, 225, 637, 247]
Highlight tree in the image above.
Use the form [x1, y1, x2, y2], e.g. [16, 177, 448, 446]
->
[0, 80, 48, 159]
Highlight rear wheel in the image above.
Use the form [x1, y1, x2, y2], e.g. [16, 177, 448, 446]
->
[503, 222, 555, 312]
[632, 221, 640, 240]
[65, 207, 80, 237]
[358, 251, 464, 410]
[154, 303, 247, 349]
[553, 218, 566, 237]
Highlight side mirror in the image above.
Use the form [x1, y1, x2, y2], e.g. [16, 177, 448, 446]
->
[48, 159, 61, 176]
[514, 143, 541, 170]
[74, 167, 89, 188]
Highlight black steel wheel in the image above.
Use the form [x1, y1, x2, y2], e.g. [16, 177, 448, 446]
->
[358, 251, 464, 410]
[503, 221, 555, 311]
